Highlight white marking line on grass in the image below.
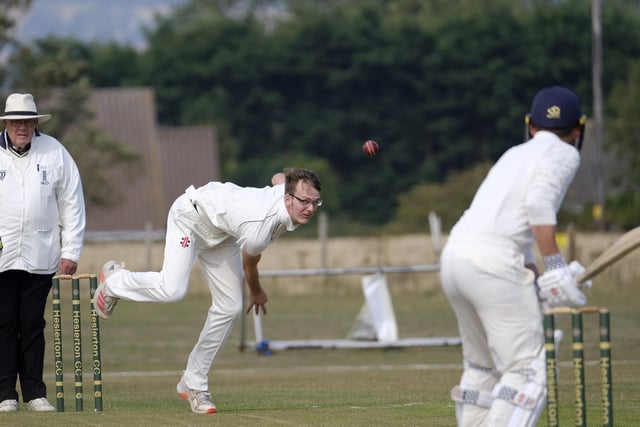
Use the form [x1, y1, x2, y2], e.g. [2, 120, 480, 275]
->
[45, 359, 639, 379]
[234, 414, 299, 425]
[102, 363, 462, 378]
[349, 402, 427, 410]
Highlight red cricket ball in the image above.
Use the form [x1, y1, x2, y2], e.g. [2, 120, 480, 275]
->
[363, 140, 379, 157]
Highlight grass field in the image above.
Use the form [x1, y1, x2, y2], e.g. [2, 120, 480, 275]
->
[3, 234, 639, 426]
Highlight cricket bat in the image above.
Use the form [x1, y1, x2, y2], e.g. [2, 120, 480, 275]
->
[576, 226, 640, 283]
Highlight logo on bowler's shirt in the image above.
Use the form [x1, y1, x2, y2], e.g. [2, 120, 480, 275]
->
[180, 236, 191, 248]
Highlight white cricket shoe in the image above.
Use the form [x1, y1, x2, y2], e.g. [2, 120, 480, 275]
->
[0, 399, 18, 412]
[177, 378, 217, 414]
[27, 398, 55, 412]
[95, 260, 125, 320]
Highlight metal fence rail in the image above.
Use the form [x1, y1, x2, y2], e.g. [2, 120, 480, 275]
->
[242, 263, 460, 353]
[260, 264, 440, 277]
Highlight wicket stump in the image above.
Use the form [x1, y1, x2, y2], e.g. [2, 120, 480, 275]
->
[51, 273, 103, 412]
[544, 306, 612, 427]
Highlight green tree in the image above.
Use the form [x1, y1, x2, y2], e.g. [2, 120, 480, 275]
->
[385, 162, 492, 233]
[8, 38, 140, 205]
[600, 0, 640, 92]
[605, 59, 640, 229]
[87, 42, 141, 87]
[74, 0, 640, 229]
[7, 0, 640, 232]
[140, 2, 270, 179]
[608, 60, 640, 186]
[0, 0, 31, 84]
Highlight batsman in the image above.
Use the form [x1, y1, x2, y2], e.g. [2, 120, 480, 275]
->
[439, 86, 590, 426]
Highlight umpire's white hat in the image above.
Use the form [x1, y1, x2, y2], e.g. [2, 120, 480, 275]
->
[0, 93, 52, 124]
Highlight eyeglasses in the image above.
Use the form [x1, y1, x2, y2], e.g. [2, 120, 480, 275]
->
[289, 193, 323, 207]
[7, 119, 37, 127]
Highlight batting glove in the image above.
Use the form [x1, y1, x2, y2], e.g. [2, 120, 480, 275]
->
[567, 260, 593, 289]
[536, 266, 587, 310]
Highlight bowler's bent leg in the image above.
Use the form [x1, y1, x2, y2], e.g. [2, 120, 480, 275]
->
[181, 243, 244, 391]
[103, 199, 198, 302]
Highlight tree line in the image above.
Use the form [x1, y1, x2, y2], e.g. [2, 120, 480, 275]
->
[2, 0, 639, 231]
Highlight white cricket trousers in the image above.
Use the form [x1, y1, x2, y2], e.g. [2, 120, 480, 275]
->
[104, 194, 244, 391]
[440, 233, 544, 426]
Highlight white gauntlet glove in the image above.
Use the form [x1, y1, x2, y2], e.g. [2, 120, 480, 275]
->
[567, 260, 593, 289]
[536, 266, 587, 310]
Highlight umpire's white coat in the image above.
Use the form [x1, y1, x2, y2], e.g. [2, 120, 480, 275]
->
[0, 130, 85, 273]
[440, 130, 579, 426]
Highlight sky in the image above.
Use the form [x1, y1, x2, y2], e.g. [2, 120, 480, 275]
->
[16, 0, 188, 49]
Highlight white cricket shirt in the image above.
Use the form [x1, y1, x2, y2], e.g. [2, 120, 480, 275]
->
[187, 182, 296, 255]
[450, 130, 580, 258]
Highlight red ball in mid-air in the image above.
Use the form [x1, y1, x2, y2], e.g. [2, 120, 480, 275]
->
[363, 140, 379, 157]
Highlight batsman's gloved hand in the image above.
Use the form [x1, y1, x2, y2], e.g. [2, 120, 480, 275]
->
[567, 260, 592, 289]
[536, 266, 587, 310]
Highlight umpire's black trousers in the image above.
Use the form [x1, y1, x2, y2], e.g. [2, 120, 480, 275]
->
[0, 270, 54, 403]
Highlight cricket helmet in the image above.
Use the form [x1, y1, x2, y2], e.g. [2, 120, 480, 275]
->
[525, 86, 585, 129]
[525, 86, 586, 150]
